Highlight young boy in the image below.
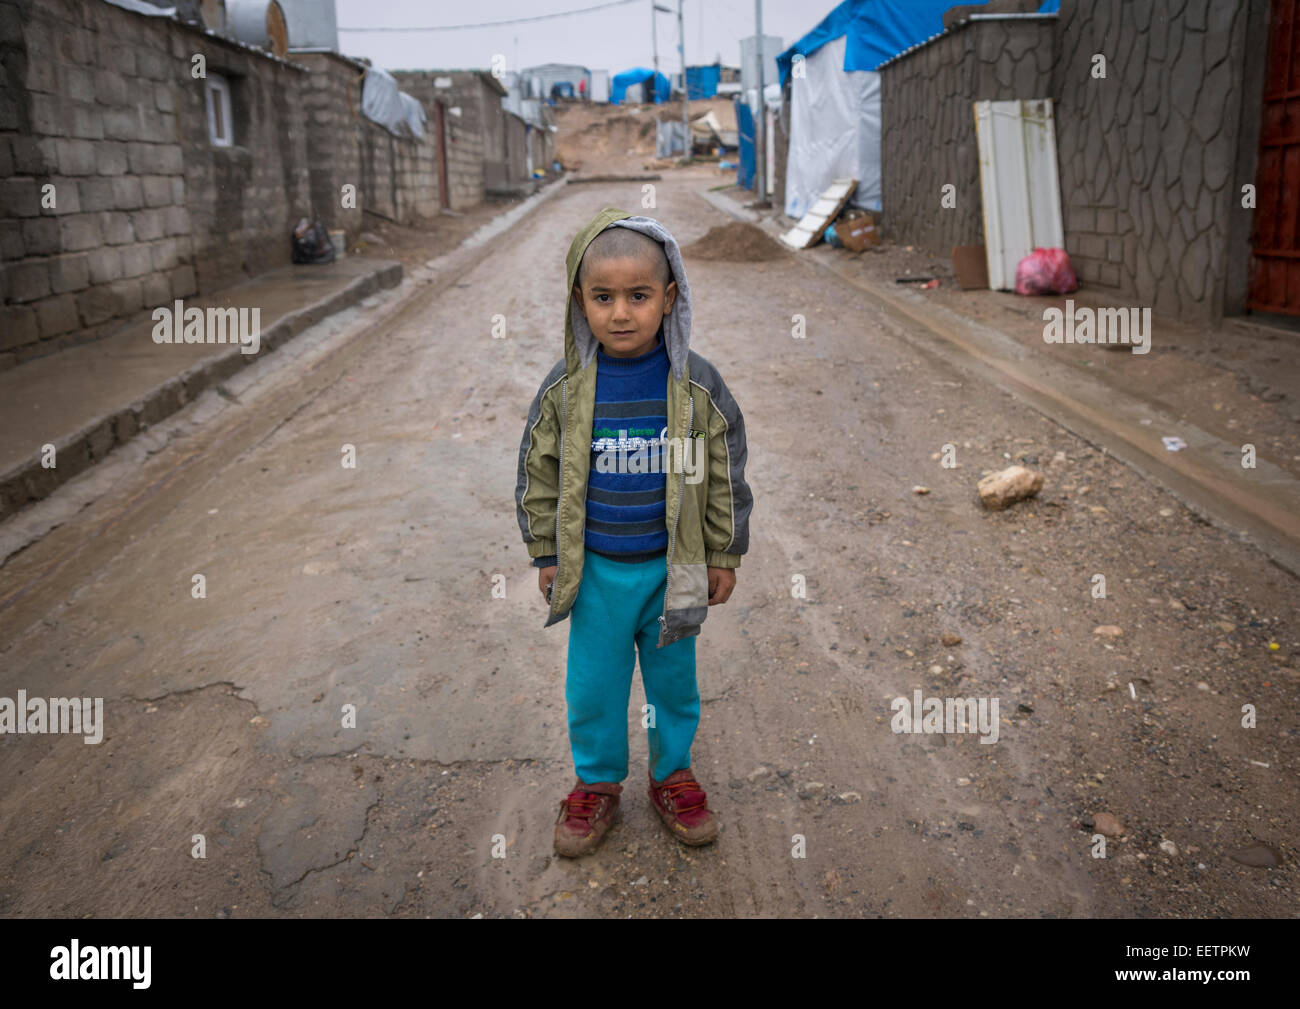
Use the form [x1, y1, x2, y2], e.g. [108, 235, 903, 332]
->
[515, 206, 752, 857]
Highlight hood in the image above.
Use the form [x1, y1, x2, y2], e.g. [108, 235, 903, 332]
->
[564, 206, 693, 382]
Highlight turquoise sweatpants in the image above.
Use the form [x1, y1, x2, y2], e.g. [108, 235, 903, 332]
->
[566, 548, 699, 784]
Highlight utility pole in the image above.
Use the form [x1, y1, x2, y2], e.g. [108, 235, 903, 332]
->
[678, 0, 689, 162]
[651, 1, 659, 82]
[753, 0, 765, 202]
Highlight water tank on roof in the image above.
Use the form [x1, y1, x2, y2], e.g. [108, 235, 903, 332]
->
[276, 0, 339, 51]
[226, 0, 289, 58]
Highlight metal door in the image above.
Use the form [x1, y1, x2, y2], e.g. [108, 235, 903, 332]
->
[1249, 0, 1300, 315]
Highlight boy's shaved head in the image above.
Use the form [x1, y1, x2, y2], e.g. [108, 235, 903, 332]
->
[578, 226, 671, 288]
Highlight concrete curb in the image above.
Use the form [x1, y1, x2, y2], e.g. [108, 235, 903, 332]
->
[0, 261, 402, 523]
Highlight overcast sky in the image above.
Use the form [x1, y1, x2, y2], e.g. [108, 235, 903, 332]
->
[333, 0, 836, 74]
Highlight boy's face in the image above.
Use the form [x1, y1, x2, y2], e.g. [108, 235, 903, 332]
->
[573, 255, 677, 359]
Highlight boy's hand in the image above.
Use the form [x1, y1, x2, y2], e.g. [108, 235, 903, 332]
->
[707, 566, 736, 606]
[538, 565, 557, 603]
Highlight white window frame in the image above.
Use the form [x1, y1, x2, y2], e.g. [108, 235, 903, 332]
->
[205, 74, 233, 147]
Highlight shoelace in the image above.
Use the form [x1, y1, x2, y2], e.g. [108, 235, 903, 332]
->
[660, 780, 706, 815]
[563, 791, 603, 822]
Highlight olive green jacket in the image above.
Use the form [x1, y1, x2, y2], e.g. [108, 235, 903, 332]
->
[515, 207, 752, 647]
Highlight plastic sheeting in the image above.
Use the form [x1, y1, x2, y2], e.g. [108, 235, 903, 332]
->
[656, 119, 686, 158]
[736, 100, 755, 189]
[776, 0, 953, 86]
[611, 68, 671, 104]
[362, 67, 426, 139]
[784, 36, 880, 218]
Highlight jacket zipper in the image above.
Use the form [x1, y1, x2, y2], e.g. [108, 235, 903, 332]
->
[548, 377, 567, 621]
[659, 393, 693, 640]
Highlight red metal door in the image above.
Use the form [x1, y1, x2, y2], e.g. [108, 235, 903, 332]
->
[433, 101, 450, 211]
[1250, 0, 1300, 315]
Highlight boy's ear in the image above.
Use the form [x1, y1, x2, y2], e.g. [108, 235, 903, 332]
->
[572, 283, 587, 317]
[663, 279, 678, 314]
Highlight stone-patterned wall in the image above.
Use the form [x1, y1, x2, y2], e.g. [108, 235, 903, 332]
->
[297, 52, 365, 237]
[1049, 0, 1261, 320]
[880, 16, 1056, 253]
[1, 0, 198, 366]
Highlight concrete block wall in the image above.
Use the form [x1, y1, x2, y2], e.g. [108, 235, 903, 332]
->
[296, 51, 365, 237]
[180, 30, 311, 294]
[880, 16, 1056, 255]
[0, 0, 314, 367]
[394, 71, 507, 211]
[1, 0, 198, 367]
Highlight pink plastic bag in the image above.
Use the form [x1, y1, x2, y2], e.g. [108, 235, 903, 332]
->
[1014, 247, 1078, 295]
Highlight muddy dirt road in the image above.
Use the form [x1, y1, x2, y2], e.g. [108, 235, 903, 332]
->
[1, 170, 1296, 917]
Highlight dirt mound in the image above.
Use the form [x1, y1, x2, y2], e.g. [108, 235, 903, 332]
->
[681, 222, 786, 263]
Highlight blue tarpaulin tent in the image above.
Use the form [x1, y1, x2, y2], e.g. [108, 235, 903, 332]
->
[776, 0, 953, 87]
[776, 0, 1060, 86]
[735, 99, 755, 189]
[686, 65, 721, 99]
[610, 68, 671, 104]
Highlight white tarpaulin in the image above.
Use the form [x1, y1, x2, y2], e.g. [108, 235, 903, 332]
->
[785, 35, 881, 219]
[362, 67, 426, 139]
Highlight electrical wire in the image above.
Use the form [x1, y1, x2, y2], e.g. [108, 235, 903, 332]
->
[339, 0, 644, 32]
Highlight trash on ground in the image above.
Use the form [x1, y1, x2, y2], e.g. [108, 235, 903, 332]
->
[1162, 436, 1187, 452]
[951, 244, 989, 289]
[1013, 247, 1077, 295]
[780, 177, 857, 250]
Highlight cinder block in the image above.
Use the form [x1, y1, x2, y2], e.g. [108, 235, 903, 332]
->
[44, 177, 81, 215]
[108, 277, 143, 314]
[150, 237, 179, 272]
[155, 144, 183, 174]
[21, 217, 60, 256]
[164, 205, 190, 235]
[60, 213, 103, 252]
[61, 64, 96, 104]
[169, 263, 196, 299]
[49, 253, 90, 294]
[141, 175, 172, 207]
[68, 102, 104, 141]
[119, 244, 154, 279]
[12, 136, 52, 175]
[95, 69, 129, 107]
[111, 175, 143, 209]
[10, 261, 51, 303]
[0, 305, 40, 351]
[86, 246, 122, 284]
[0, 178, 40, 218]
[96, 142, 129, 175]
[0, 220, 23, 260]
[78, 176, 117, 213]
[155, 83, 174, 113]
[57, 138, 97, 175]
[141, 271, 172, 307]
[130, 207, 165, 241]
[35, 293, 80, 338]
[98, 211, 135, 245]
[102, 106, 140, 142]
[77, 284, 119, 327]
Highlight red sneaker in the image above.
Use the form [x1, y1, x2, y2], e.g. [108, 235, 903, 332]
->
[553, 779, 622, 857]
[648, 768, 718, 846]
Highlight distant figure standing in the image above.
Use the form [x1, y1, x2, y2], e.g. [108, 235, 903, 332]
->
[578, 78, 587, 100]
